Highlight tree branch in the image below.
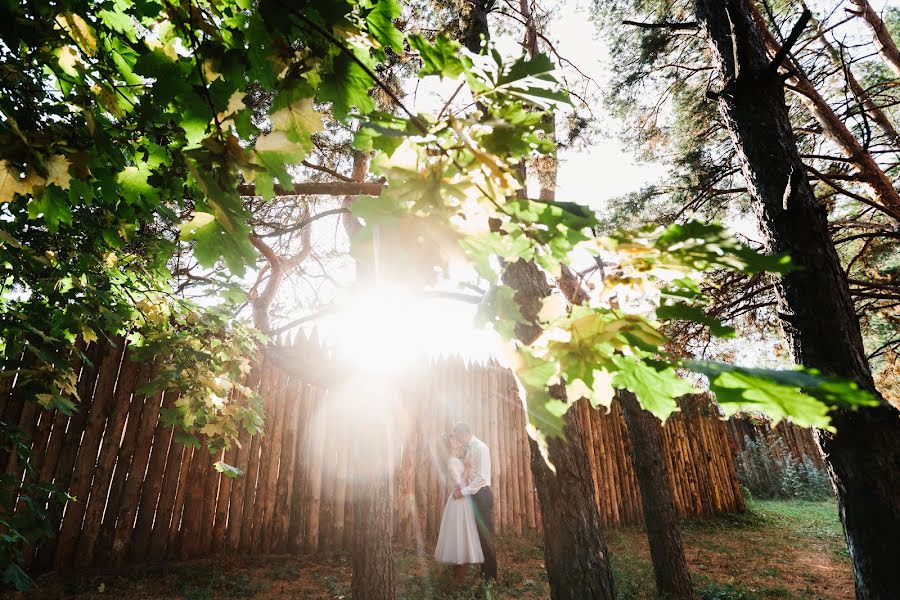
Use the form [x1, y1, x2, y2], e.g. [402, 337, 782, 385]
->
[238, 180, 385, 197]
[622, 19, 698, 31]
[761, 8, 812, 81]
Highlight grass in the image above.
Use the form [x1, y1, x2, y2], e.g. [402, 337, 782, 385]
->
[13, 499, 852, 600]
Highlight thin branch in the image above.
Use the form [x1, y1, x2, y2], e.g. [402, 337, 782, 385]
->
[761, 8, 812, 81]
[258, 207, 350, 238]
[301, 160, 354, 182]
[621, 19, 698, 31]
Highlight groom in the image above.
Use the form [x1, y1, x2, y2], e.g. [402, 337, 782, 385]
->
[452, 421, 497, 582]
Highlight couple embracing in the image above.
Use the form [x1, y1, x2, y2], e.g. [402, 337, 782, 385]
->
[433, 422, 498, 585]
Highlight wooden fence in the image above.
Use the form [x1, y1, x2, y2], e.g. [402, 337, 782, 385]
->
[1, 338, 744, 571]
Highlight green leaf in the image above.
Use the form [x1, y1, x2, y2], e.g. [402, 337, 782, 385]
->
[469, 51, 570, 109]
[612, 355, 699, 421]
[366, 0, 403, 53]
[408, 35, 465, 78]
[268, 84, 322, 143]
[459, 232, 534, 278]
[318, 51, 375, 120]
[175, 431, 201, 449]
[2, 563, 32, 591]
[189, 220, 256, 275]
[656, 302, 735, 338]
[27, 187, 72, 231]
[214, 460, 245, 478]
[475, 284, 528, 338]
[685, 361, 878, 430]
[117, 163, 159, 206]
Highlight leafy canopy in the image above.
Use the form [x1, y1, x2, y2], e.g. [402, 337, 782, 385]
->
[0, 0, 877, 497]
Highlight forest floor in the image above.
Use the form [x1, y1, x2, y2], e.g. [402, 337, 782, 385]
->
[11, 499, 853, 600]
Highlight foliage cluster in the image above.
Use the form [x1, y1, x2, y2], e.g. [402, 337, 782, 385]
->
[0, 0, 880, 585]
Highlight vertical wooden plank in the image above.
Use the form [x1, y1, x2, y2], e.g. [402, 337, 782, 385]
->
[487, 368, 501, 514]
[166, 444, 195, 559]
[304, 387, 326, 553]
[0, 352, 32, 475]
[317, 402, 337, 552]
[248, 362, 280, 553]
[94, 364, 153, 562]
[238, 357, 272, 553]
[147, 427, 183, 561]
[332, 405, 350, 550]
[108, 381, 166, 567]
[128, 389, 179, 562]
[199, 448, 222, 556]
[257, 369, 286, 553]
[54, 342, 125, 569]
[224, 363, 262, 553]
[35, 342, 105, 569]
[224, 427, 252, 553]
[272, 381, 301, 553]
[75, 355, 141, 567]
[413, 378, 430, 546]
[287, 385, 311, 554]
[238, 423, 263, 553]
[212, 443, 238, 554]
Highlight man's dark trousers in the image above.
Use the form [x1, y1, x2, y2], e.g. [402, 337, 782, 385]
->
[472, 487, 497, 580]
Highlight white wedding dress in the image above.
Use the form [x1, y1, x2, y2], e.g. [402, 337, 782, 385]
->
[433, 457, 484, 564]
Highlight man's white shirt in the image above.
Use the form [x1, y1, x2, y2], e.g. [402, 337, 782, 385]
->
[461, 436, 491, 496]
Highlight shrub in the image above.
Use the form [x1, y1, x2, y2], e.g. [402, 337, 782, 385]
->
[735, 436, 833, 501]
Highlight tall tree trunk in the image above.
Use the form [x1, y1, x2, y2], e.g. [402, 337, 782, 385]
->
[557, 265, 695, 600]
[618, 390, 695, 600]
[696, 1, 900, 598]
[848, 0, 900, 77]
[749, 5, 900, 220]
[349, 430, 395, 600]
[455, 6, 617, 598]
[503, 260, 617, 600]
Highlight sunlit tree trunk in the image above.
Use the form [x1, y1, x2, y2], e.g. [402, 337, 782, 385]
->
[459, 4, 617, 597]
[350, 466, 395, 600]
[502, 259, 617, 600]
[848, 0, 900, 77]
[748, 5, 900, 220]
[696, 1, 900, 597]
[618, 390, 695, 600]
[557, 266, 694, 600]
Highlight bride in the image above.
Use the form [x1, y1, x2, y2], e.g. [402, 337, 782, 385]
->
[433, 433, 484, 583]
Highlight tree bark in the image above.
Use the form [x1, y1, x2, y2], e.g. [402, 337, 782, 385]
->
[350, 466, 395, 600]
[237, 180, 383, 198]
[556, 266, 694, 600]
[503, 260, 617, 600]
[749, 5, 900, 220]
[848, 0, 900, 77]
[618, 390, 695, 600]
[696, 1, 900, 598]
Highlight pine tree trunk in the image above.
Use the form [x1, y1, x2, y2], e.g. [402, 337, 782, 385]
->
[503, 260, 617, 600]
[556, 266, 694, 599]
[619, 390, 695, 600]
[456, 5, 616, 597]
[696, 1, 900, 597]
[350, 439, 395, 600]
[849, 0, 900, 77]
